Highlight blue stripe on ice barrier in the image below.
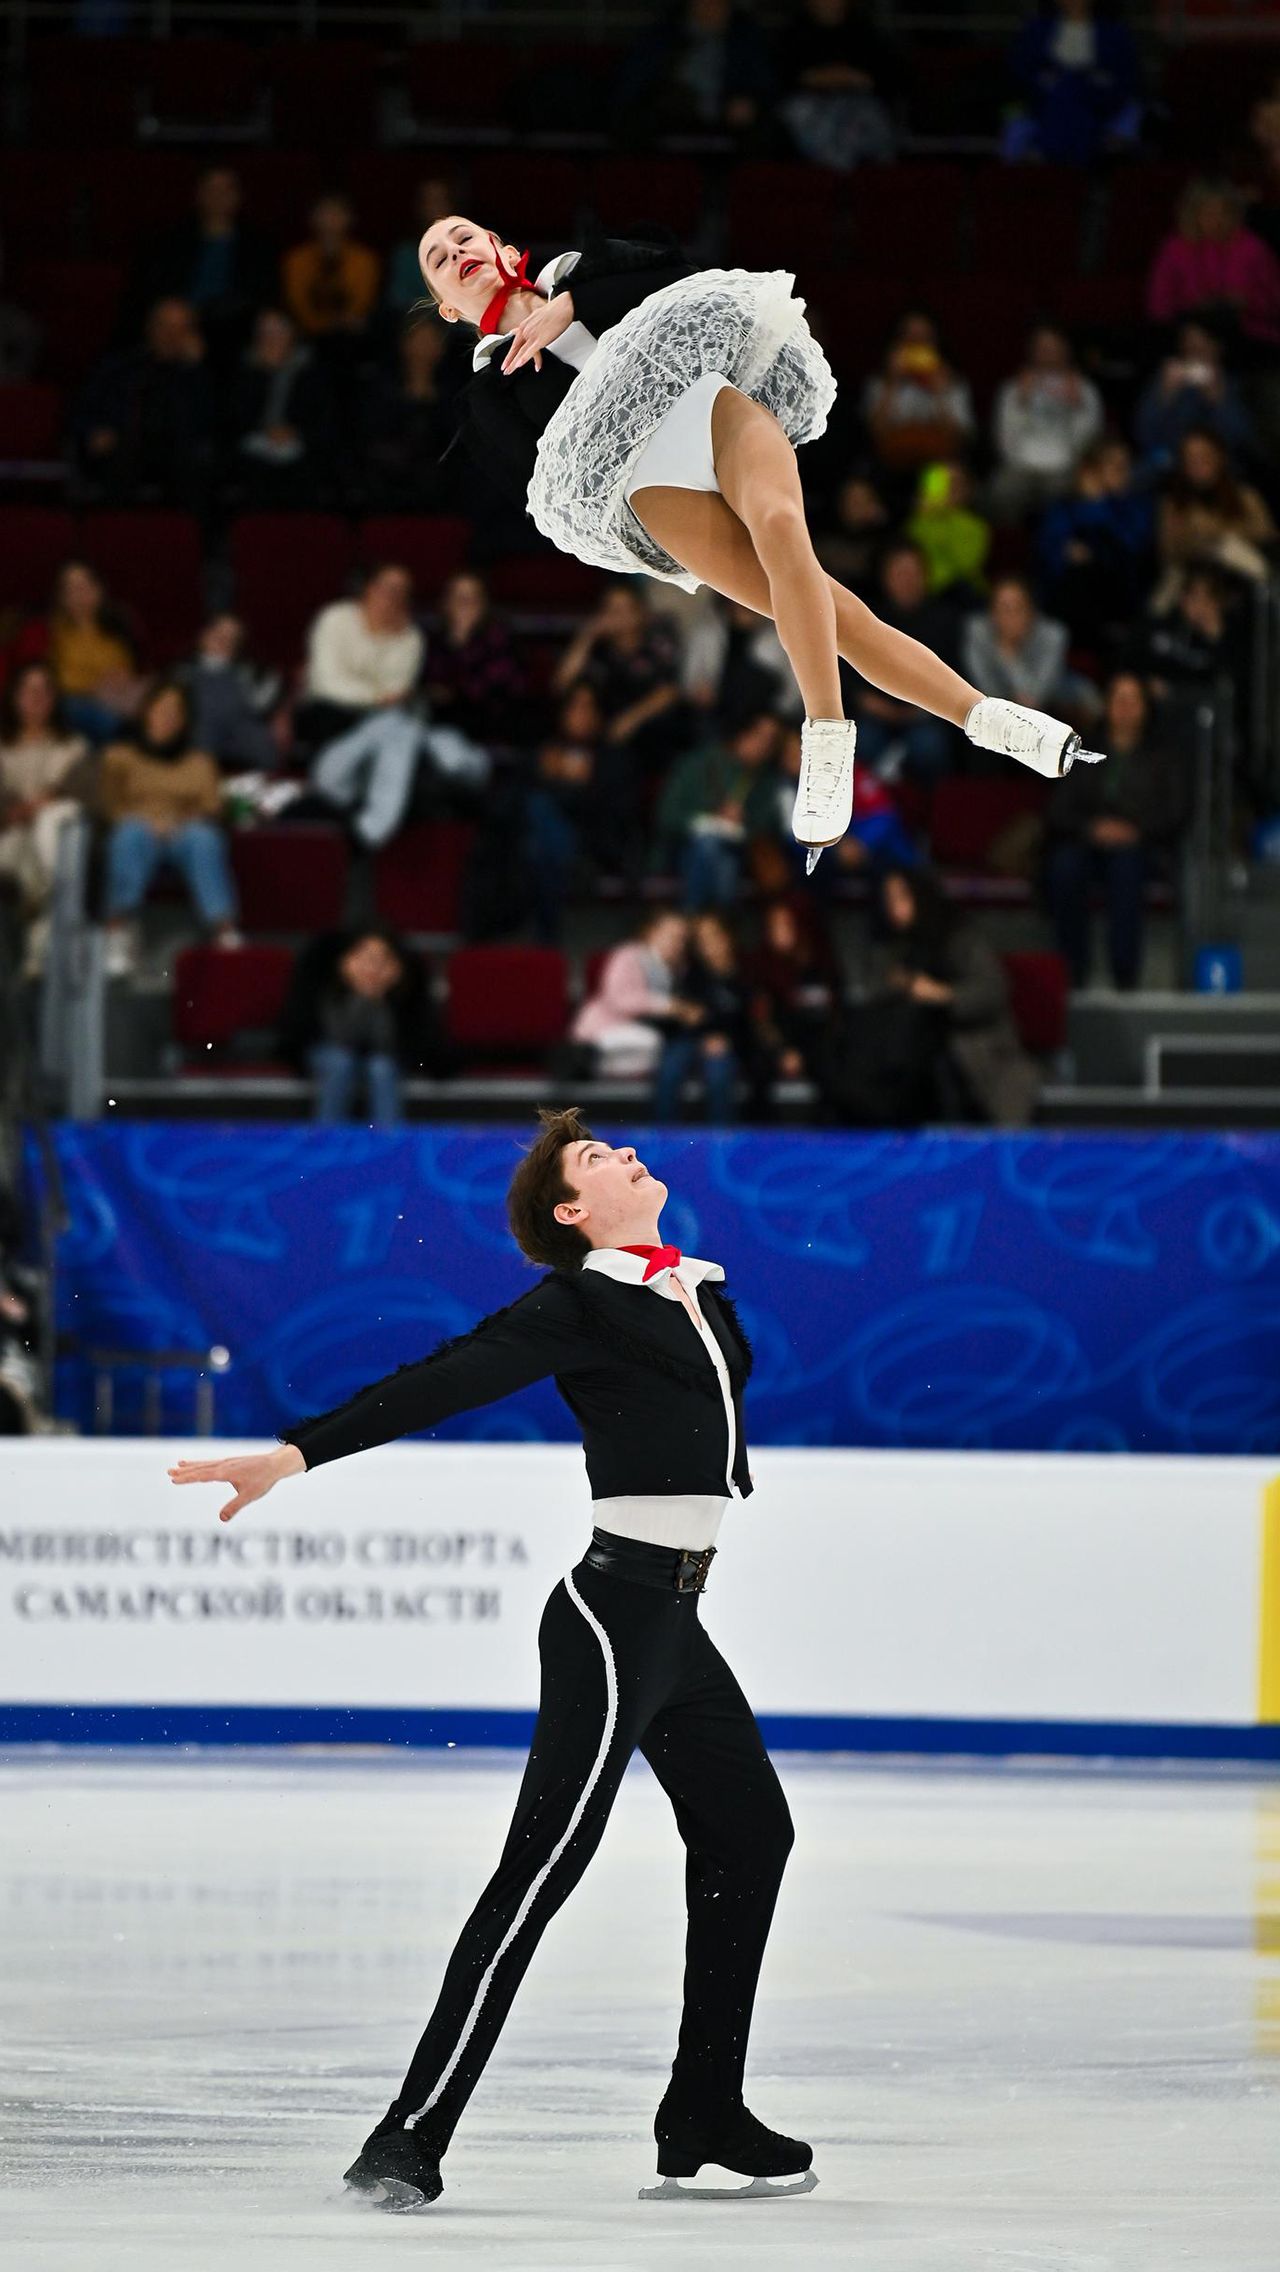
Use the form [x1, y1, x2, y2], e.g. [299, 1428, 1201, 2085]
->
[1, 1704, 1279, 1762]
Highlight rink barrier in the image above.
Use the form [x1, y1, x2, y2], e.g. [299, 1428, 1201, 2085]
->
[2, 1704, 1278, 1763]
[1263, 1479, 1280, 1725]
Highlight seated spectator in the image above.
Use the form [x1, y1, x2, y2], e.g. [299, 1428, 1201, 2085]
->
[1004, 0, 1142, 167]
[778, 0, 902, 171]
[654, 707, 783, 911]
[1132, 320, 1255, 478]
[813, 470, 891, 593]
[745, 892, 842, 1111]
[962, 575, 1101, 739]
[98, 680, 241, 977]
[987, 324, 1105, 524]
[523, 681, 636, 944]
[128, 164, 275, 377]
[569, 909, 692, 1081]
[826, 867, 1038, 1127]
[0, 662, 94, 979]
[180, 614, 282, 775]
[226, 308, 337, 508]
[608, 0, 774, 150]
[906, 461, 991, 601]
[1126, 565, 1249, 739]
[1146, 178, 1280, 363]
[300, 564, 486, 850]
[1036, 438, 1156, 651]
[680, 595, 803, 729]
[1043, 670, 1191, 990]
[864, 311, 975, 480]
[277, 923, 454, 1125]
[384, 176, 456, 316]
[851, 541, 964, 784]
[653, 911, 756, 1125]
[551, 581, 689, 774]
[70, 297, 215, 512]
[423, 572, 529, 747]
[42, 560, 144, 745]
[358, 320, 460, 512]
[282, 193, 381, 343]
[1151, 427, 1276, 612]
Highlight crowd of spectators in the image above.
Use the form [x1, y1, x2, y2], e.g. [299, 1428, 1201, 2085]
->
[4, 10, 1280, 1128]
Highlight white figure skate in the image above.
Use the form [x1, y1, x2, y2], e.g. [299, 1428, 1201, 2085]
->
[791, 715, 857, 875]
[964, 696, 1106, 780]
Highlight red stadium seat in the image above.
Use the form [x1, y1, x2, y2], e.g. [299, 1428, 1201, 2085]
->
[344, 153, 435, 246]
[970, 167, 1087, 279]
[1001, 949, 1068, 1057]
[483, 551, 602, 608]
[445, 945, 569, 1058]
[358, 515, 472, 596]
[78, 510, 204, 663]
[268, 42, 379, 146]
[587, 157, 704, 238]
[929, 777, 1048, 870]
[404, 42, 523, 131]
[138, 40, 265, 132]
[229, 513, 357, 669]
[0, 151, 86, 262]
[0, 385, 64, 464]
[846, 165, 967, 278]
[469, 154, 583, 243]
[11, 262, 124, 385]
[373, 821, 476, 935]
[229, 826, 350, 934]
[172, 942, 295, 1053]
[1101, 164, 1194, 280]
[725, 163, 848, 271]
[82, 155, 202, 261]
[0, 506, 75, 611]
[232, 152, 326, 241]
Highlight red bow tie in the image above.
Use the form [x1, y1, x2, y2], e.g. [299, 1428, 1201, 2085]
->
[478, 235, 541, 337]
[620, 1243, 682, 1282]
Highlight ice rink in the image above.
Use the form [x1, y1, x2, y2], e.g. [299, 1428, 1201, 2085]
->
[2, 1749, 1278, 2272]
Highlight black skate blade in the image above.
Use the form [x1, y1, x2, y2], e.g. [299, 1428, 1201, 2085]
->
[639, 2167, 819, 2202]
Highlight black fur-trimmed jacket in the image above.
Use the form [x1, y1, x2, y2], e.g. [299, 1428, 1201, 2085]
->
[440, 226, 700, 506]
[277, 1265, 754, 1500]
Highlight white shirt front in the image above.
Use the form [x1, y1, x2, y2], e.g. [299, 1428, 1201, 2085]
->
[579, 1245, 742, 1551]
[470, 251, 599, 375]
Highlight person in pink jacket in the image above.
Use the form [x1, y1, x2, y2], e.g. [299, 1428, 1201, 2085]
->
[1146, 179, 1280, 353]
[571, 910, 696, 1077]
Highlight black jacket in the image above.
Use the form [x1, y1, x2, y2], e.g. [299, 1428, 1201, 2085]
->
[442, 229, 700, 506]
[277, 1266, 754, 1500]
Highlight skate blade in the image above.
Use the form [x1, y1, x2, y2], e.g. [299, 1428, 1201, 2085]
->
[344, 2174, 439, 2213]
[804, 846, 823, 876]
[639, 2168, 818, 2202]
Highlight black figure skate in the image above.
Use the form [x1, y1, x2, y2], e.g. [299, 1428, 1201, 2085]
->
[640, 2090, 819, 2201]
[342, 2111, 443, 2212]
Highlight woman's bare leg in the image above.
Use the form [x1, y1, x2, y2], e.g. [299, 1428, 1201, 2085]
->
[628, 478, 983, 727]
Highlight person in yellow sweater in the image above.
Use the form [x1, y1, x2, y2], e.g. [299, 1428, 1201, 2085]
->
[46, 560, 145, 744]
[98, 681, 241, 978]
[282, 194, 380, 339]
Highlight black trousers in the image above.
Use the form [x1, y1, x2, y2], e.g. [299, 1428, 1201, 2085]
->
[385, 1531, 795, 2154]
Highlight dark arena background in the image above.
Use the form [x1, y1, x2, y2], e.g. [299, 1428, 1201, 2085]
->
[1, 2, 1279, 2263]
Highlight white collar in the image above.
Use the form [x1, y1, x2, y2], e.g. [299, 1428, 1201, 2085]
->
[471, 250, 582, 371]
[582, 1247, 725, 1294]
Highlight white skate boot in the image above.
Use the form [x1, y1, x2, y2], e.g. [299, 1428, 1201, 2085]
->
[791, 716, 857, 875]
[964, 696, 1105, 780]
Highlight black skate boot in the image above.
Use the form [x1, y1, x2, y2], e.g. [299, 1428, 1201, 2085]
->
[640, 2089, 818, 2201]
[342, 2108, 444, 2212]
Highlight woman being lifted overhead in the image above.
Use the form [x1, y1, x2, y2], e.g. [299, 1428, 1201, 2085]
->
[421, 215, 1105, 871]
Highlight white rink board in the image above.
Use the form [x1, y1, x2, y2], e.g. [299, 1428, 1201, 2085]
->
[0, 1439, 1271, 1728]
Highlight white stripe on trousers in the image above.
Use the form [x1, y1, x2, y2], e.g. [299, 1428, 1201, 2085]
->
[404, 1567, 619, 2130]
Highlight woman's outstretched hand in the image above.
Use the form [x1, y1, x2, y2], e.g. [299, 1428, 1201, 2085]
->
[501, 293, 576, 375]
[168, 1441, 306, 1522]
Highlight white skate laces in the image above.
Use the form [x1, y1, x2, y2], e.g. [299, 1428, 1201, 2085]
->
[964, 696, 1106, 780]
[792, 716, 857, 875]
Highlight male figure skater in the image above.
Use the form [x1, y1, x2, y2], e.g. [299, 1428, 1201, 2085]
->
[169, 1106, 814, 2210]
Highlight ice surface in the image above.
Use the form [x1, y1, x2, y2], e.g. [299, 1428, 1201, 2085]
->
[1, 1750, 1277, 2271]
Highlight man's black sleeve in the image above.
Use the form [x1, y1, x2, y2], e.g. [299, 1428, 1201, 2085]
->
[276, 1277, 583, 1470]
[553, 235, 699, 342]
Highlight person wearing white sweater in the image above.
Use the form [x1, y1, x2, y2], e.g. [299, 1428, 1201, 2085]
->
[299, 565, 436, 852]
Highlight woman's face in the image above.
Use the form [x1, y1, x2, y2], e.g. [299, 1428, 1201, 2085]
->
[766, 903, 799, 955]
[600, 587, 645, 646]
[444, 574, 486, 633]
[1180, 434, 1224, 490]
[57, 563, 102, 623]
[839, 476, 885, 530]
[419, 214, 522, 326]
[695, 916, 733, 969]
[143, 689, 187, 746]
[647, 914, 687, 968]
[992, 583, 1034, 646]
[342, 936, 402, 996]
[15, 666, 56, 735]
[1106, 675, 1146, 738]
[883, 873, 916, 931]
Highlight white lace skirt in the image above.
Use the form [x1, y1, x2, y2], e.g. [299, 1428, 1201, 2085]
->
[525, 266, 838, 595]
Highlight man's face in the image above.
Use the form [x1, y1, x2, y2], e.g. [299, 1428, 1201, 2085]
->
[553, 1139, 668, 1248]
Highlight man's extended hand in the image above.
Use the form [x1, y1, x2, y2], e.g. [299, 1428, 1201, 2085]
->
[168, 1441, 305, 1522]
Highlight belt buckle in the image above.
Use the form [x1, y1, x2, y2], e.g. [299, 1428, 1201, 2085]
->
[675, 1545, 715, 1593]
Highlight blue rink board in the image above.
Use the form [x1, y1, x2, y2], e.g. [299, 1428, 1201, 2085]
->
[2, 1704, 1278, 1763]
[24, 1120, 1280, 1455]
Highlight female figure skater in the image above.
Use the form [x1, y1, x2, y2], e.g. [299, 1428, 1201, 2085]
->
[420, 214, 1105, 869]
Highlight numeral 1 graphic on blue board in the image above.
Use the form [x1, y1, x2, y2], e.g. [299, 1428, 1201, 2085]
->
[919, 1197, 984, 1277]
[333, 1192, 405, 1271]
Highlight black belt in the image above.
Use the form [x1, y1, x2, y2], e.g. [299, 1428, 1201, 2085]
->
[582, 1525, 717, 1594]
